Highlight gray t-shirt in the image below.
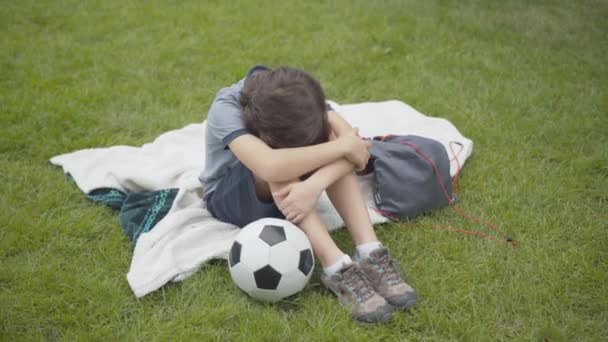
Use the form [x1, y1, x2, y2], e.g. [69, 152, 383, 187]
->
[199, 66, 267, 198]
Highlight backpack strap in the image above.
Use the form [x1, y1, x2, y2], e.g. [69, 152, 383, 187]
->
[372, 135, 516, 247]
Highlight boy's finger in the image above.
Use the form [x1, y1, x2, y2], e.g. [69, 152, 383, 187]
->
[272, 185, 291, 198]
[286, 211, 298, 222]
[282, 205, 295, 217]
[356, 158, 366, 170]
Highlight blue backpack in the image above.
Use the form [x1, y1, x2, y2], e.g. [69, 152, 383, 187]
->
[366, 135, 456, 221]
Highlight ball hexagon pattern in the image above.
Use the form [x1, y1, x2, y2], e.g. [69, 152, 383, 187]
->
[228, 218, 315, 302]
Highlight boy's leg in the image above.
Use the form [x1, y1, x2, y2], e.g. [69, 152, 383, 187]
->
[205, 162, 284, 228]
[268, 179, 393, 323]
[326, 172, 417, 309]
[252, 174, 273, 202]
[211, 167, 348, 268]
[325, 172, 378, 247]
[266, 180, 344, 268]
[252, 174, 348, 268]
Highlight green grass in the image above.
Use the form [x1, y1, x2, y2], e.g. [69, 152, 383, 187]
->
[1, 0, 607, 340]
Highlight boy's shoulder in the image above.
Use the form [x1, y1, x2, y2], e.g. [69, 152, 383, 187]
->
[214, 79, 244, 106]
[209, 65, 270, 121]
[214, 65, 269, 106]
[206, 65, 270, 141]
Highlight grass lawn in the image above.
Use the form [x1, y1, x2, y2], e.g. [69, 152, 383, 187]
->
[1, 0, 607, 340]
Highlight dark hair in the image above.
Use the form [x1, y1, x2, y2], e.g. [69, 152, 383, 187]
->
[239, 66, 330, 149]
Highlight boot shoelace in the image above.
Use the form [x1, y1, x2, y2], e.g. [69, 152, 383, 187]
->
[343, 265, 375, 302]
[376, 254, 403, 285]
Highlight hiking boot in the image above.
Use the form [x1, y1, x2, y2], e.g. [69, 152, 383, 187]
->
[321, 263, 393, 323]
[358, 247, 417, 309]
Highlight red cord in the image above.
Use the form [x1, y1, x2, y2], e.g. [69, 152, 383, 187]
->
[449, 142, 463, 194]
[374, 135, 516, 247]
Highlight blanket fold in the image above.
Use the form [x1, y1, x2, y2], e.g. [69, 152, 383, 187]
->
[50, 100, 473, 298]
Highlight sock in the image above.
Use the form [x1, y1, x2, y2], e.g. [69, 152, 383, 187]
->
[323, 254, 353, 276]
[355, 241, 382, 260]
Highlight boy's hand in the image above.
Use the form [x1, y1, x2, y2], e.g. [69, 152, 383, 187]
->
[341, 127, 371, 171]
[272, 180, 322, 224]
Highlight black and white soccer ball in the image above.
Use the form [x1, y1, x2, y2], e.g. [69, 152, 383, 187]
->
[228, 218, 315, 302]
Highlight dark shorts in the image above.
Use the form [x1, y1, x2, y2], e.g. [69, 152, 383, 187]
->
[205, 162, 284, 228]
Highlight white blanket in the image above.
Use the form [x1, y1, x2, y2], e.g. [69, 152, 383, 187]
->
[50, 100, 473, 297]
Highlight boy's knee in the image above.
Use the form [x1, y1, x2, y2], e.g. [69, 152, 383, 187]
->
[327, 171, 361, 195]
[267, 178, 301, 212]
[252, 174, 273, 202]
[267, 178, 300, 192]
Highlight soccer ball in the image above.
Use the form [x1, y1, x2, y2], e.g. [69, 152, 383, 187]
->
[228, 218, 315, 302]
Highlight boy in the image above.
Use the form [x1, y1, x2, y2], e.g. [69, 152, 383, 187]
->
[200, 65, 417, 323]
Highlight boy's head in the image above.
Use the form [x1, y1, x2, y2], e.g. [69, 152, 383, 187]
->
[240, 67, 330, 149]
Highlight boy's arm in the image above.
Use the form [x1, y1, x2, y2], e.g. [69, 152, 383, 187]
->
[272, 158, 355, 223]
[328, 110, 353, 137]
[228, 128, 369, 183]
[271, 111, 364, 223]
[308, 158, 355, 190]
[272, 116, 361, 223]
